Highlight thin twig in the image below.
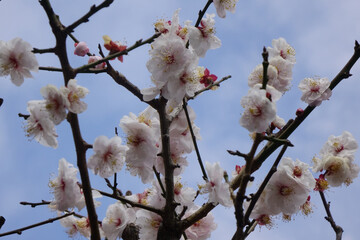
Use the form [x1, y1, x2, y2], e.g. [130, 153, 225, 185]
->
[194, 0, 213, 27]
[153, 166, 166, 197]
[187, 75, 232, 100]
[39, 66, 63, 72]
[0, 212, 74, 237]
[261, 47, 269, 90]
[20, 200, 51, 208]
[319, 191, 343, 240]
[92, 187, 163, 216]
[65, 0, 114, 33]
[32, 47, 55, 54]
[182, 99, 207, 181]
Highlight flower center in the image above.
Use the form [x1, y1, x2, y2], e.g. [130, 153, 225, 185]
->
[293, 166, 302, 177]
[279, 185, 293, 196]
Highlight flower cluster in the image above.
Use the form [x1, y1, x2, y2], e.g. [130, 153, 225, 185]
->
[0, 38, 39, 86]
[241, 38, 295, 133]
[142, 10, 220, 110]
[248, 157, 315, 225]
[118, 105, 201, 183]
[312, 131, 359, 187]
[26, 79, 89, 148]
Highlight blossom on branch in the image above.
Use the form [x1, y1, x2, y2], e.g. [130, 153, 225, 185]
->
[202, 162, 232, 207]
[240, 87, 277, 133]
[184, 205, 217, 240]
[319, 131, 358, 161]
[188, 13, 221, 57]
[298, 77, 332, 107]
[49, 158, 82, 211]
[0, 38, 39, 86]
[40, 84, 68, 125]
[60, 79, 89, 114]
[136, 210, 162, 240]
[74, 42, 89, 57]
[87, 135, 128, 178]
[213, 0, 239, 18]
[26, 101, 58, 148]
[102, 202, 136, 240]
[267, 37, 296, 64]
[120, 107, 160, 183]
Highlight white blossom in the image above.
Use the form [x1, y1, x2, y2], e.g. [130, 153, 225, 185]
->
[188, 13, 221, 57]
[60, 79, 89, 114]
[120, 109, 159, 184]
[213, 0, 238, 18]
[298, 77, 332, 106]
[248, 64, 278, 91]
[136, 210, 162, 240]
[26, 101, 58, 148]
[268, 56, 293, 92]
[240, 87, 277, 133]
[321, 155, 359, 187]
[203, 162, 232, 207]
[102, 202, 136, 240]
[267, 37, 296, 64]
[184, 205, 217, 240]
[319, 131, 358, 161]
[278, 157, 316, 191]
[265, 169, 310, 215]
[60, 215, 90, 239]
[0, 38, 38, 86]
[88, 135, 128, 178]
[49, 158, 82, 211]
[40, 84, 68, 125]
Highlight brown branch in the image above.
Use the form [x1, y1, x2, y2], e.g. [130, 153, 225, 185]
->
[20, 200, 51, 208]
[0, 212, 74, 237]
[261, 47, 269, 90]
[65, 0, 114, 33]
[39, 0, 101, 238]
[103, 51, 159, 110]
[182, 99, 207, 181]
[194, 0, 213, 27]
[39, 66, 63, 72]
[0, 217, 5, 230]
[32, 47, 55, 54]
[156, 98, 182, 240]
[233, 133, 263, 240]
[93, 188, 163, 216]
[180, 203, 216, 230]
[319, 191, 343, 240]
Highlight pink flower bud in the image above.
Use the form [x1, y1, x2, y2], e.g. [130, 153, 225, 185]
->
[74, 42, 89, 57]
[296, 108, 304, 117]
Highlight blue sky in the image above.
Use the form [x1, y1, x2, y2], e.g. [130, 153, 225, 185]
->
[1, 0, 360, 240]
